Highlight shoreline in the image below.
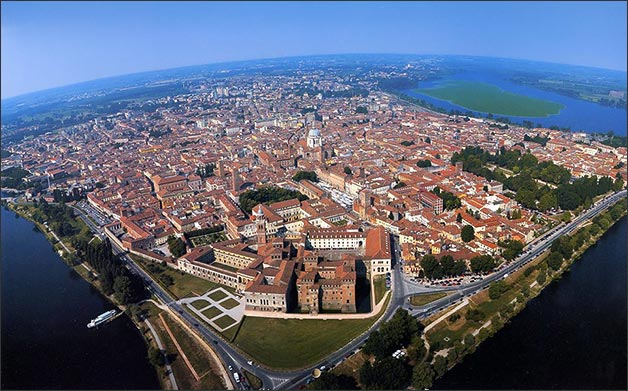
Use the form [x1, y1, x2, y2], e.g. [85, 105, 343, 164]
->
[425, 199, 627, 388]
[2, 201, 171, 390]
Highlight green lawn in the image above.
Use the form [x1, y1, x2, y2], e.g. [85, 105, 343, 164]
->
[234, 299, 388, 369]
[190, 300, 210, 310]
[373, 275, 387, 305]
[161, 313, 223, 388]
[201, 306, 223, 320]
[410, 292, 449, 306]
[219, 298, 240, 310]
[132, 256, 221, 298]
[213, 314, 237, 329]
[415, 80, 564, 117]
[208, 290, 228, 302]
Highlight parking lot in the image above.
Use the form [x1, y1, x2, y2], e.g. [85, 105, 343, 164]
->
[76, 200, 111, 226]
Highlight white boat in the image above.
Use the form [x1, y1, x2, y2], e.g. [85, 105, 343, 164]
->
[87, 310, 116, 328]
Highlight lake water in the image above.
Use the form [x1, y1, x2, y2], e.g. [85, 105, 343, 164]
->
[434, 216, 627, 390]
[404, 72, 627, 135]
[1, 207, 160, 389]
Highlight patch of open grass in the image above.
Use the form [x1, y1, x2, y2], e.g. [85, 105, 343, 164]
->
[373, 275, 387, 305]
[208, 290, 228, 302]
[219, 298, 240, 310]
[213, 314, 237, 329]
[161, 313, 224, 389]
[234, 297, 389, 370]
[190, 300, 210, 310]
[201, 306, 223, 320]
[410, 292, 448, 306]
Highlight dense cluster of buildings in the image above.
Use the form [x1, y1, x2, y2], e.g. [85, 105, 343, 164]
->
[3, 69, 625, 314]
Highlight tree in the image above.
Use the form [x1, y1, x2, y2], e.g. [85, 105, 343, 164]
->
[416, 159, 432, 168]
[360, 357, 411, 390]
[148, 347, 165, 367]
[456, 213, 462, 223]
[488, 280, 509, 300]
[466, 308, 485, 322]
[167, 236, 187, 258]
[412, 362, 435, 390]
[547, 252, 563, 271]
[536, 271, 546, 285]
[292, 170, 318, 182]
[461, 225, 475, 242]
[501, 239, 524, 261]
[344, 167, 353, 176]
[463, 334, 475, 347]
[433, 355, 447, 378]
[309, 372, 357, 390]
[113, 275, 134, 304]
[470, 255, 496, 274]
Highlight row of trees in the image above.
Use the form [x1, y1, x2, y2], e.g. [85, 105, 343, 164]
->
[74, 237, 146, 304]
[421, 254, 467, 279]
[239, 186, 308, 214]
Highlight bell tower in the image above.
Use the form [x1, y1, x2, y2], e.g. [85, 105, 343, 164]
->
[253, 205, 267, 245]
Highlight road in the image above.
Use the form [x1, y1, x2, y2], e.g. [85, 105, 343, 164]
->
[401, 189, 627, 319]
[69, 189, 626, 390]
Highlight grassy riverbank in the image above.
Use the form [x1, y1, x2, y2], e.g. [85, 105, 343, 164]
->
[2, 200, 224, 390]
[416, 198, 627, 388]
[329, 198, 626, 390]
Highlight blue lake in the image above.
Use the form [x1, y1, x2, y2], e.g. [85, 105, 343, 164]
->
[404, 72, 627, 135]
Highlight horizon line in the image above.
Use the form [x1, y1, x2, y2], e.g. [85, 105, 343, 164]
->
[2, 52, 627, 102]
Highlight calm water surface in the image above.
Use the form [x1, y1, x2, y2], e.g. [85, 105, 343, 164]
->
[404, 72, 627, 135]
[1, 207, 160, 389]
[434, 216, 627, 390]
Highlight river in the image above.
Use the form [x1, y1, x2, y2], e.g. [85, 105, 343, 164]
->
[1, 207, 160, 389]
[434, 216, 627, 390]
[403, 72, 627, 135]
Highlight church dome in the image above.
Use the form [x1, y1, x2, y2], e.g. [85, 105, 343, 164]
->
[308, 128, 321, 138]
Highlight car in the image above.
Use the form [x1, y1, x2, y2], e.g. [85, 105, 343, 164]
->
[247, 360, 254, 365]
[228, 365, 233, 371]
[233, 372, 240, 383]
[213, 340, 218, 344]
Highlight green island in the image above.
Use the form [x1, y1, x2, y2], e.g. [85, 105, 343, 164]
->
[414, 80, 565, 117]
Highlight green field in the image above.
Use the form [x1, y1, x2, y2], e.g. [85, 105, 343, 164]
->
[233, 298, 389, 369]
[202, 306, 223, 320]
[409, 292, 449, 306]
[219, 298, 240, 310]
[214, 314, 237, 329]
[415, 80, 564, 117]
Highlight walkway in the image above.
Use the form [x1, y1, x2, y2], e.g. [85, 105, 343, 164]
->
[423, 298, 469, 334]
[178, 287, 244, 332]
[144, 319, 178, 390]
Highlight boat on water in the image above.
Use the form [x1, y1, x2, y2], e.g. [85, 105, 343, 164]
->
[87, 310, 116, 328]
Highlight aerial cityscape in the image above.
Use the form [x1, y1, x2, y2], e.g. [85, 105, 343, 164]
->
[1, 2, 626, 391]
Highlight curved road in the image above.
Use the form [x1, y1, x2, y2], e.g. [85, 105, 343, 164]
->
[70, 189, 626, 390]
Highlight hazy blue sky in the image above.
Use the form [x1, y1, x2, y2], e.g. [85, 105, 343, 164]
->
[2, 1, 626, 98]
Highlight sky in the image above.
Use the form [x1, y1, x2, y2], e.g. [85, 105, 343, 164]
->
[2, 1, 626, 98]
